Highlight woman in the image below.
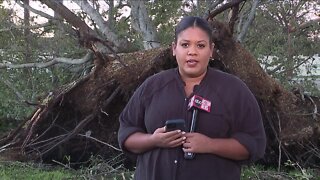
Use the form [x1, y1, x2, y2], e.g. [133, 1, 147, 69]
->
[118, 16, 266, 180]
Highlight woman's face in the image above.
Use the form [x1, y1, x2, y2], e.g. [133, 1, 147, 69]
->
[173, 27, 213, 79]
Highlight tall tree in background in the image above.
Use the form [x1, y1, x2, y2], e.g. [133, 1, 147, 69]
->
[245, 1, 320, 92]
[23, 0, 36, 102]
[129, 0, 160, 49]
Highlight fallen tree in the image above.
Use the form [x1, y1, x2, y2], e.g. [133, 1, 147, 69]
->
[0, 19, 319, 169]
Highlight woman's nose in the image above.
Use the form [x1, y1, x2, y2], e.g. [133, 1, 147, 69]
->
[188, 46, 198, 55]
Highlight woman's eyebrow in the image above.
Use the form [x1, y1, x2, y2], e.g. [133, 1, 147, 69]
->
[179, 39, 208, 43]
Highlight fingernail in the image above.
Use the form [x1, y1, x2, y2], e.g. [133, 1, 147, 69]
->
[182, 131, 186, 134]
[183, 137, 186, 140]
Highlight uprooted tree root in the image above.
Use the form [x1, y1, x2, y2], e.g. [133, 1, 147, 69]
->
[0, 46, 319, 169]
[0, 47, 174, 166]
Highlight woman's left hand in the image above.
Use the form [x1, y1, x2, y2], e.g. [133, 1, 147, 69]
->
[182, 132, 212, 154]
[182, 133, 250, 160]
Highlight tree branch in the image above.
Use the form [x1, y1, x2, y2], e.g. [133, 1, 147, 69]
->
[269, 56, 314, 75]
[16, 0, 58, 20]
[40, 114, 95, 155]
[0, 78, 26, 102]
[0, 22, 52, 32]
[206, 0, 245, 21]
[74, 1, 123, 47]
[39, 0, 125, 59]
[39, 0, 93, 34]
[0, 52, 94, 69]
[78, 133, 121, 152]
[289, 17, 320, 33]
[204, 0, 224, 18]
[228, 3, 240, 34]
[237, 0, 260, 43]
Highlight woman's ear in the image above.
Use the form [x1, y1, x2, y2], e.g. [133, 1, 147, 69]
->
[210, 43, 215, 54]
[172, 42, 177, 56]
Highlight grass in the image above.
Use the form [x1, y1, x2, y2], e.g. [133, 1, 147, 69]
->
[242, 164, 320, 180]
[0, 161, 74, 180]
[0, 160, 319, 180]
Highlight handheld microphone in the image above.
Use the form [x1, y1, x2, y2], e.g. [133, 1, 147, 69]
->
[184, 95, 211, 160]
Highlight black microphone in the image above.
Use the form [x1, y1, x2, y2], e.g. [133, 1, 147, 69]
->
[184, 95, 211, 160]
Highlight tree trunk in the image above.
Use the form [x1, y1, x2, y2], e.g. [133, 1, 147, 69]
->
[129, 0, 160, 49]
[0, 20, 319, 168]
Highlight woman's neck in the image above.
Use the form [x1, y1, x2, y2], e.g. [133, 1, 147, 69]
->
[181, 71, 206, 85]
[181, 71, 207, 97]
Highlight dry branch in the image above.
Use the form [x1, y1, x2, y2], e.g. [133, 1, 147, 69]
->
[40, 114, 94, 156]
[207, 0, 245, 21]
[0, 52, 94, 69]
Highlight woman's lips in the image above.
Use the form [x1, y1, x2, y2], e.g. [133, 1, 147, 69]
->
[186, 59, 198, 66]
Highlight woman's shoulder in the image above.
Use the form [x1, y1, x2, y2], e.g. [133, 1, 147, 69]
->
[209, 68, 244, 85]
[207, 68, 258, 108]
[208, 68, 252, 95]
[143, 69, 176, 87]
[138, 68, 176, 94]
[147, 69, 176, 82]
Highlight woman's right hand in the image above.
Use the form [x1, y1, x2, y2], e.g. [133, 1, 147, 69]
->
[151, 126, 186, 148]
[124, 127, 185, 154]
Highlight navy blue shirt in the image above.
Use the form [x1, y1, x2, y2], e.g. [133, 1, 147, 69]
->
[118, 68, 266, 180]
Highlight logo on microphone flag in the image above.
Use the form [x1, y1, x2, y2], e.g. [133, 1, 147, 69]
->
[188, 95, 211, 112]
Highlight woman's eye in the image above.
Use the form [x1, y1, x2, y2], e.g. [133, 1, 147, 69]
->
[181, 43, 189, 47]
[198, 44, 205, 48]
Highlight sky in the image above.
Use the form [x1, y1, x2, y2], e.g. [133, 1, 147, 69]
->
[2, 0, 130, 25]
[3, 1, 79, 24]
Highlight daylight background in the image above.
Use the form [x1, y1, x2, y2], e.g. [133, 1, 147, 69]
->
[0, 0, 320, 179]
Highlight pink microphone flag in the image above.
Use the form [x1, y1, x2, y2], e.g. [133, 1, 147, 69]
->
[188, 95, 211, 112]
